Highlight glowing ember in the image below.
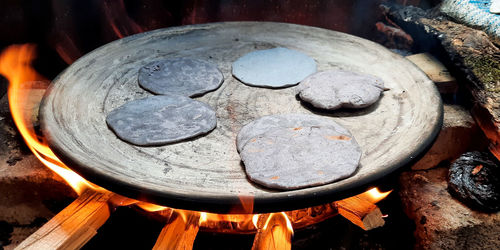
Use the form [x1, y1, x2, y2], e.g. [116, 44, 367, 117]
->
[0, 44, 98, 195]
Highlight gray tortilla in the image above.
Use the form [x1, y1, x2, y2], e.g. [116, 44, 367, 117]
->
[138, 58, 224, 97]
[236, 113, 350, 152]
[232, 47, 317, 88]
[106, 94, 216, 146]
[240, 125, 361, 190]
[297, 70, 385, 110]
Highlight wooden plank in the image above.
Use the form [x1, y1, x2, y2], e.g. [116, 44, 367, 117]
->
[252, 213, 292, 250]
[15, 189, 114, 250]
[406, 53, 457, 94]
[406, 53, 455, 84]
[152, 211, 200, 250]
[336, 196, 385, 230]
[285, 202, 338, 230]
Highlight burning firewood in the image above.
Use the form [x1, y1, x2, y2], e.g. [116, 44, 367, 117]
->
[252, 213, 293, 250]
[15, 189, 114, 250]
[336, 195, 386, 230]
[152, 211, 200, 250]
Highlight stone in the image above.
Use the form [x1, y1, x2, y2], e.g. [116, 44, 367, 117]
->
[0, 75, 6, 99]
[240, 125, 361, 190]
[236, 113, 351, 152]
[138, 58, 224, 97]
[411, 104, 487, 170]
[0, 95, 75, 225]
[448, 151, 500, 212]
[232, 47, 317, 88]
[106, 94, 217, 146]
[399, 167, 500, 249]
[296, 70, 385, 110]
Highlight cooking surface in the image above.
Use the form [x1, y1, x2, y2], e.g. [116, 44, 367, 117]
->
[40, 22, 442, 213]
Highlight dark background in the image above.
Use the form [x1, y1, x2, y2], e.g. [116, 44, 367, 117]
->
[0, 0, 438, 80]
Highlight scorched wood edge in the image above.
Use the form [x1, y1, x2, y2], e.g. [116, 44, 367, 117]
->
[40, 22, 443, 213]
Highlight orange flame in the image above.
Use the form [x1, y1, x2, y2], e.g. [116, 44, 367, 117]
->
[362, 187, 392, 204]
[263, 212, 294, 236]
[252, 214, 260, 228]
[199, 212, 208, 224]
[136, 201, 168, 212]
[131, 188, 391, 234]
[0, 44, 99, 195]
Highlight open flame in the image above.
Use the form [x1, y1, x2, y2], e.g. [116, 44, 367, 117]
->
[363, 187, 392, 204]
[136, 201, 168, 212]
[0, 44, 98, 195]
[263, 212, 294, 234]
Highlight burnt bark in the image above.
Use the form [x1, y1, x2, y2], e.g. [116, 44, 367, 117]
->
[384, 4, 500, 156]
[448, 151, 500, 212]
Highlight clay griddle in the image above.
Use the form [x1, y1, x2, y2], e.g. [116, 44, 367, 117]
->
[40, 22, 443, 213]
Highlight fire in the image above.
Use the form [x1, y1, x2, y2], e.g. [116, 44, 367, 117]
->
[363, 187, 392, 204]
[253, 212, 293, 249]
[263, 212, 294, 235]
[252, 214, 260, 228]
[136, 201, 168, 212]
[0, 44, 98, 195]
[196, 211, 259, 233]
[199, 212, 208, 224]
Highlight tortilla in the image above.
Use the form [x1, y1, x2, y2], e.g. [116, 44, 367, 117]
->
[106, 94, 217, 146]
[232, 47, 317, 88]
[240, 125, 361, 190]
[138, 58, 224, 97]
[236, 113, 350, 152]
[297, 70, 385, 110]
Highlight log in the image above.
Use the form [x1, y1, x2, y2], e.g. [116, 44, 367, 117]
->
[336, 196, 385, 230]
[152, 211, 200, 250]
[385, 4, 500, 160]
[252, 213, 292, 250]
[15, 189, 114, 250]
[406, 53, 457, 94]
[285, 202, 338, 230]
[154, 202, 337, 234]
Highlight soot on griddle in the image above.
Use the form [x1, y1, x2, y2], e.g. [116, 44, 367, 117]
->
[448, 151, 500, 212]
